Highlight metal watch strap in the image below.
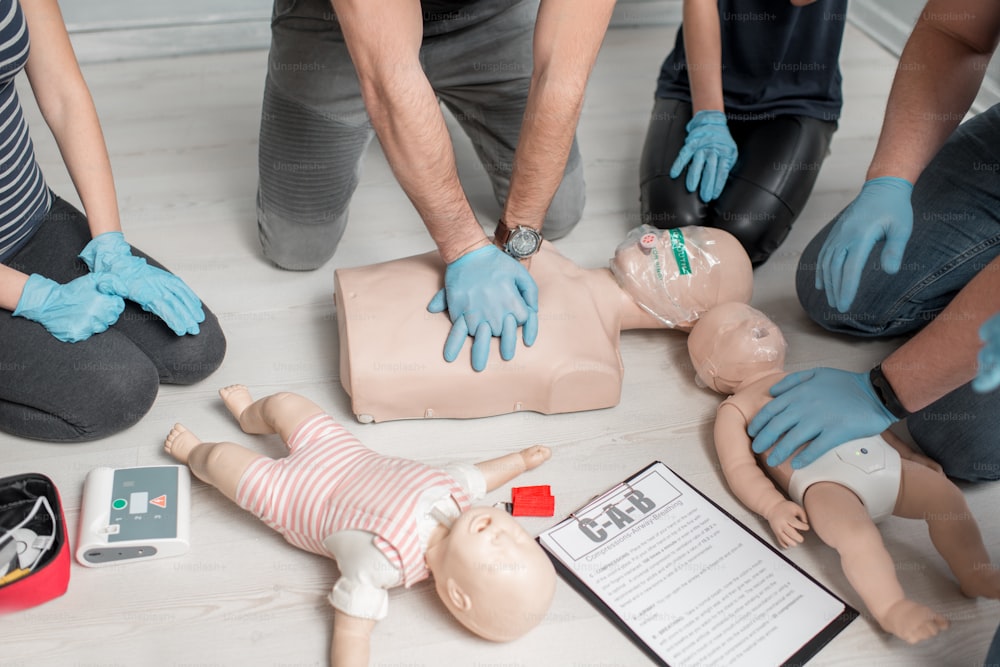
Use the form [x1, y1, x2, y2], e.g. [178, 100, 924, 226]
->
[868, 364, 911, 420]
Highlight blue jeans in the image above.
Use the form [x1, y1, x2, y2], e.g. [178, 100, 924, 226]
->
[796, 104, 1000, 481]
[987, 622, 1000, 666]
[257, 0, 585, 270]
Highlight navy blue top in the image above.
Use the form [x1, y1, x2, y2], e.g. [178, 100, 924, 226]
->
[655, 0, 847, 121]
[0, 0, 50, 263]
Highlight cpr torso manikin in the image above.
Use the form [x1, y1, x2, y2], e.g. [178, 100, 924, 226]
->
[334, 226, 752, 422]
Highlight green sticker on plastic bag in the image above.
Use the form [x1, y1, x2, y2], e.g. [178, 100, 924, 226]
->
[668, 228, 691, 275]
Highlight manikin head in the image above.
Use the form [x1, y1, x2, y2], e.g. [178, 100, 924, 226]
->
[687, 302, 787, 395]
[610, 225, 754, 330]
[424, 506, 556, 642]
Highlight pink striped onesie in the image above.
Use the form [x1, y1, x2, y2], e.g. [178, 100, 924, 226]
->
[235, 413, 473, 588]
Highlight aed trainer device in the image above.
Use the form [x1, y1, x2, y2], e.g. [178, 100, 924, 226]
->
[76, 465, 191, 567]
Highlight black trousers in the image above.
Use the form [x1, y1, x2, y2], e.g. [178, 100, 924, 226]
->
[0, 196, 226, 442]
[639, 98, 837, 267]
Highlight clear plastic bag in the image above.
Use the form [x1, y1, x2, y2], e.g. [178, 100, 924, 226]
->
[609, 225, 753, 329]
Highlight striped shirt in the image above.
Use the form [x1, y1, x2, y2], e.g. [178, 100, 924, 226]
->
[235, 414, 474, 587]
[0, 0, 50, 263]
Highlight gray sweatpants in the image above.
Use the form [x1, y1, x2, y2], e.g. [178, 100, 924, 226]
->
[257, 0, 586, 270]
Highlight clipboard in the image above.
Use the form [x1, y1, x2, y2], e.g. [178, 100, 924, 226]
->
[537, 461, 857, 666]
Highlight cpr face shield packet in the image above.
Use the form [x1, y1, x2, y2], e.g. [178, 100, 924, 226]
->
[609, 225, 753, 329]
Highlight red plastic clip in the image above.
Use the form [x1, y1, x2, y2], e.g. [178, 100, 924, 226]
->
[510, 485, 555, 517]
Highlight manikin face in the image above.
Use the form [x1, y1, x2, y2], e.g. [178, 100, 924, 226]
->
[431, 506, 556, 641]
[446, 506, 545, 569]
[609, 225, 753, 328]
[688, 302, 787, 394]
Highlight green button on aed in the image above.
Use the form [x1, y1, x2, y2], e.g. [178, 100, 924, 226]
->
[112, 498, 127, 510]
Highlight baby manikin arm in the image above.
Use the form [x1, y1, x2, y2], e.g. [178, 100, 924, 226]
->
[331, 610, 376, 667]
[334, 242, 641, 423]
[715, 402, 810, 548]
[714, 403, 789, 520]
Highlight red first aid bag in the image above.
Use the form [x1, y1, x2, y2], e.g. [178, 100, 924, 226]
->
[0, 473, 70, 612]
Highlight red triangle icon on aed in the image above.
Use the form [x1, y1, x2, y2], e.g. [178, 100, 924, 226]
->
[150, 495, 168, 508]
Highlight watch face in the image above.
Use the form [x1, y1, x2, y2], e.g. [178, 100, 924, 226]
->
[507, 227, 541, 258]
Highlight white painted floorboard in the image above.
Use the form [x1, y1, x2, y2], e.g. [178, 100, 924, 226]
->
[3, 22, 999, 667]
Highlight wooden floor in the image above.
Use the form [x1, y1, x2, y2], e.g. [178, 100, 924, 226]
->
[5, 19, 1000, 667]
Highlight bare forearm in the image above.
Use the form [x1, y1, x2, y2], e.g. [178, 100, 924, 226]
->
[681, 0, 724, 113]
[867, 0, 1000, 182]
[362, 76, 486, 262]
[22, 0, 121, 237]
[882, 255, 1000, 411]
[0, 263, 29, 311]
[502, 82, 579, 229]
[502, 0, 614, 229]
[332, 0, 484, 263]
[45, 91, 121, 236]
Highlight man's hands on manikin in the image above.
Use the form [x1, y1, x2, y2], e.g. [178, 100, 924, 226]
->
[427, 244, 538, 372]
[748, 367, 897, 469]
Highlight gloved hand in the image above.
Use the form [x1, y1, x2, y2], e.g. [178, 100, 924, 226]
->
[427, 244, 538, 372]
[973, 312, 1000, 393]
[80, 231, 204, 336]
[815, 176, 914, 313]
[669, 109, 738, 203]
[13, 273, 126, 343]
[747, 367, 897, 469]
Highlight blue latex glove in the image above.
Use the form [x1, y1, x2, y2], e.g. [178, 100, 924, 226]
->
[79, 231, 204, 336]
[815, 176, 914, 313]
[973, 312, 1000, 393]
[669, 109, 738, 203]
[427, 244, 538, 372]
[13, 273, 126, 343]
[747, 367, 897, 469]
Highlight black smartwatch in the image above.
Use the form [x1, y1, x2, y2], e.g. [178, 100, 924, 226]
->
[493, 220, 542, 260]
[868, 363, 911, 420]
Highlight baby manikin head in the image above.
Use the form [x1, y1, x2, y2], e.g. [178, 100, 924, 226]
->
[425, 507, 557, 642]
[610, 226, 753, 330]
[687, 302, 787, 395]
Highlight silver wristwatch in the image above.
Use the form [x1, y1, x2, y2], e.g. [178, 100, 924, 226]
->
[493, 220, 542, 259]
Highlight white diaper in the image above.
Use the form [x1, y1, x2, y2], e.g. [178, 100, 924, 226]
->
[788, 435, 902, 523]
